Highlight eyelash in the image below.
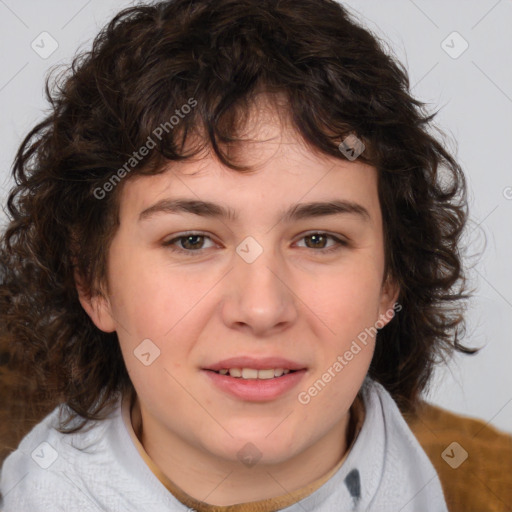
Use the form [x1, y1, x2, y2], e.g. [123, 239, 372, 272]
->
[162, 232, 348, 256]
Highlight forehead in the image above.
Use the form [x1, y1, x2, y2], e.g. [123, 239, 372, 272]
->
[117, 96, 381, 225]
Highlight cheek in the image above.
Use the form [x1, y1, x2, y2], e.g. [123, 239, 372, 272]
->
[105, 243, 181, 334]
[308, 262, 384, 338]
[105, 246, 209, 380]
[299, 271, 381, 409]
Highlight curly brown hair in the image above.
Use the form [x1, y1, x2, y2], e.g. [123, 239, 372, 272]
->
[0, 0, 478, 448]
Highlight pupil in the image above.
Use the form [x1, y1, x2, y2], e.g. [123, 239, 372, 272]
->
[183, 235, 202, 249]
[307, 234, 325, 248]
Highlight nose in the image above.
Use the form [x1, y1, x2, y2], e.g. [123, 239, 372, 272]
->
[220, 240, 299, 337]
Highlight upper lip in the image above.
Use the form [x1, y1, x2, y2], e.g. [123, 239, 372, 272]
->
[203, 356, 307, 372]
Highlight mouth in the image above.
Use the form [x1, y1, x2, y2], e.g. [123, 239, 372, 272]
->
[201, 357, 307, 401]
[205, 368, 300, 380]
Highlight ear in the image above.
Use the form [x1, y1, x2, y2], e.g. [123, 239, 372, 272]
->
[74, 269, 117, 333]
[376, 274, 401, 329]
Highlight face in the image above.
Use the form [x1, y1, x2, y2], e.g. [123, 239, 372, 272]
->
[80, 102, 398, 472]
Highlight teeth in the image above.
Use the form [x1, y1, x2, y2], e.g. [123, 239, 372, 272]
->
[255, 369, 275, 380]
[216, 368, 294, 379]
[242, 368, 259, 379]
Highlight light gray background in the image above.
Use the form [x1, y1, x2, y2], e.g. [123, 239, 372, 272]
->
[0, 0, 511, 434]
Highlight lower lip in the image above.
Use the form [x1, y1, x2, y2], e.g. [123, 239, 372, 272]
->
[202, 369, 307, 401]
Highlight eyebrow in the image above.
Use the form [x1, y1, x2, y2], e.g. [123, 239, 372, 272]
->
[138, 198, 371, 223]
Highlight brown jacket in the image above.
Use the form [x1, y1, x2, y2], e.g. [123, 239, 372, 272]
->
[404, 402, 512, 512]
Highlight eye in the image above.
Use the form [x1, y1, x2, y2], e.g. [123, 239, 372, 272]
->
[295, 232, 348, 254]
[162, 232, 216, 255]
[162, 231, 348, 256]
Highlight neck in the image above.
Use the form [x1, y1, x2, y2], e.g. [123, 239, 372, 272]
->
[131, 395, 352, 507]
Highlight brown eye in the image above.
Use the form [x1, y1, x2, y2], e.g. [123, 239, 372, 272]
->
[304, 233, 329, 249]
[163, 233, 216, 255]
[178, 234, 205, 250]
[296, 232, 348, 254]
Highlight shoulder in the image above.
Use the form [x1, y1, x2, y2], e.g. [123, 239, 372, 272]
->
[405, 401, 512, 512]
[0, 402, 119, 512]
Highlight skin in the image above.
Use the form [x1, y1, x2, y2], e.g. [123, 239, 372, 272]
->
[79, 96, 399, 506]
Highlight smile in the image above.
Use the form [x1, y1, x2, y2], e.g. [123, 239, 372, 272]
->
[203, 368, 307, 401]
[213, 368, 294, 379]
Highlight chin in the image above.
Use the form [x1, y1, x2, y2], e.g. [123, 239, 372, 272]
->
[203, 430, 302, 467]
